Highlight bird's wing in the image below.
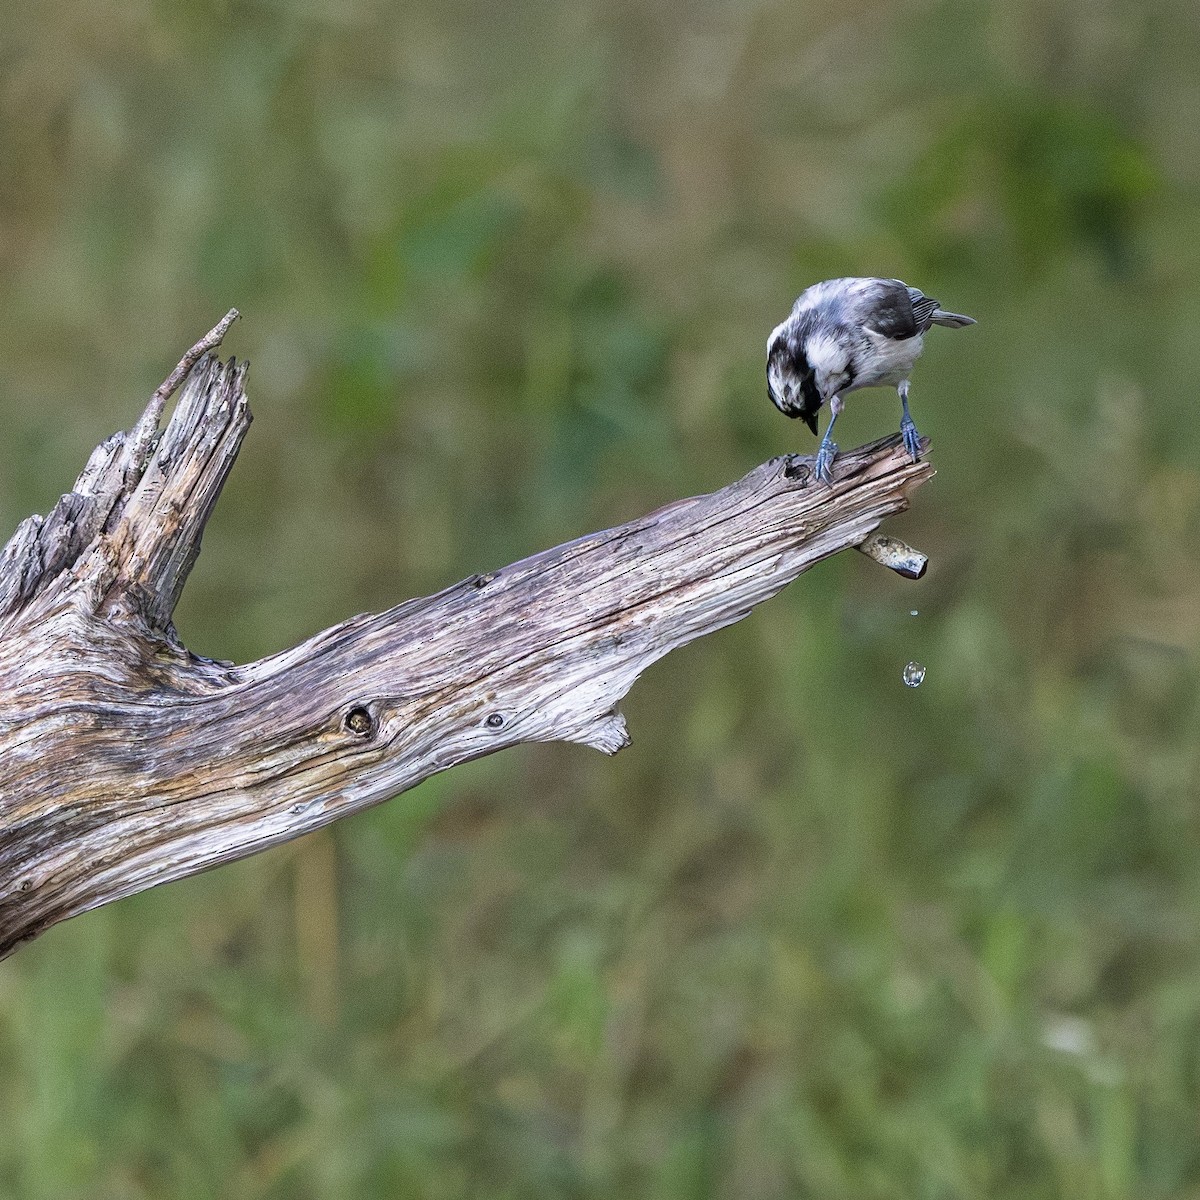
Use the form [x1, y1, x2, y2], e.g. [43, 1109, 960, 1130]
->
[857, 279, 920, 340]
[905, 286, 941, 332]
[860, 280, 941, 340]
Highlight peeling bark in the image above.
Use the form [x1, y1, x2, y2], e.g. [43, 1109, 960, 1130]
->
[0, 315, 934, 959]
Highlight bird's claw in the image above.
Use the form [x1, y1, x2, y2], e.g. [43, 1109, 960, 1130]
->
[814, 440, 838, 485]
[900, 415, 922, 462]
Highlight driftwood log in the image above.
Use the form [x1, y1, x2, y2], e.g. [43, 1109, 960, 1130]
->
[0, 313, 934, 959]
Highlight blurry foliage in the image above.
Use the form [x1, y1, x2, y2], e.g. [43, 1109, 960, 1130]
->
[880, 94, 1161, 278]
[3, 0, 1200, 1197]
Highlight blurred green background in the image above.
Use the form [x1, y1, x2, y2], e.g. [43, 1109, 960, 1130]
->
[3, 0, 1200, 1196]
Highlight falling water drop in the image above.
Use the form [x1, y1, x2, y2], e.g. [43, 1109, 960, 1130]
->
[902, 661, 926, 688]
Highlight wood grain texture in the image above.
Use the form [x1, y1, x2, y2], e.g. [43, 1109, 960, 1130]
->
[0, 323, 934, 959]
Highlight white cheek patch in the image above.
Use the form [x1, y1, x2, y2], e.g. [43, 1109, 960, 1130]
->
[805, 331, 854, 395]
[805, 332, 848, 378]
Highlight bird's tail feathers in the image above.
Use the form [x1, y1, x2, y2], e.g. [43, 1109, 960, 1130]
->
[930, 309, 976, 328]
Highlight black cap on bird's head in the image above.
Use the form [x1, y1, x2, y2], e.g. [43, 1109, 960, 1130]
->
[766, 335, 820, 435]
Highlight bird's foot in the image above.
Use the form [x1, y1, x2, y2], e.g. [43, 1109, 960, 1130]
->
[900, 414, 922, 462]
[814, 438, 839, 485]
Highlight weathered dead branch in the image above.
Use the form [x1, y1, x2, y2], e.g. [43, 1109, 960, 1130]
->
[0, 315, 934, 958]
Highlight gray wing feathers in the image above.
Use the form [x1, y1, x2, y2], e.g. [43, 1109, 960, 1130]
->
[907, 284, 976, 329]
[859, 279, 920, 340]
[905, 286, 941, 332]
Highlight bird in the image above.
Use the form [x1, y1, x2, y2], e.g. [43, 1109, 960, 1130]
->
[765, 277, 975, 484]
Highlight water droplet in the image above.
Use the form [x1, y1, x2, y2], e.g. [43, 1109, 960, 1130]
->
[909, 609, 919, 617]
[902, 661, 926, 688]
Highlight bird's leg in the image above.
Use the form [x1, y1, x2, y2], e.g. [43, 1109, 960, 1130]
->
[814, 395, 843, 485]
[898, 380, 921, 461]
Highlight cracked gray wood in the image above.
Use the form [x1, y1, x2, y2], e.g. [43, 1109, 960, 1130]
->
[0, 316, 934, 959]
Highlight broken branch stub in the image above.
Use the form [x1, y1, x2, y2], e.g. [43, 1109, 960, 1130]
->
[0, 318, 933, 958]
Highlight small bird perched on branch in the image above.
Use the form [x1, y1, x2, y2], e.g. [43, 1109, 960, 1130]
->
[766, 277, 975, 484]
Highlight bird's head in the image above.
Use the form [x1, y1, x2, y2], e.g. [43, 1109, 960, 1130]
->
[765, 333, 791, 414]
[766, 330, 820, 434]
